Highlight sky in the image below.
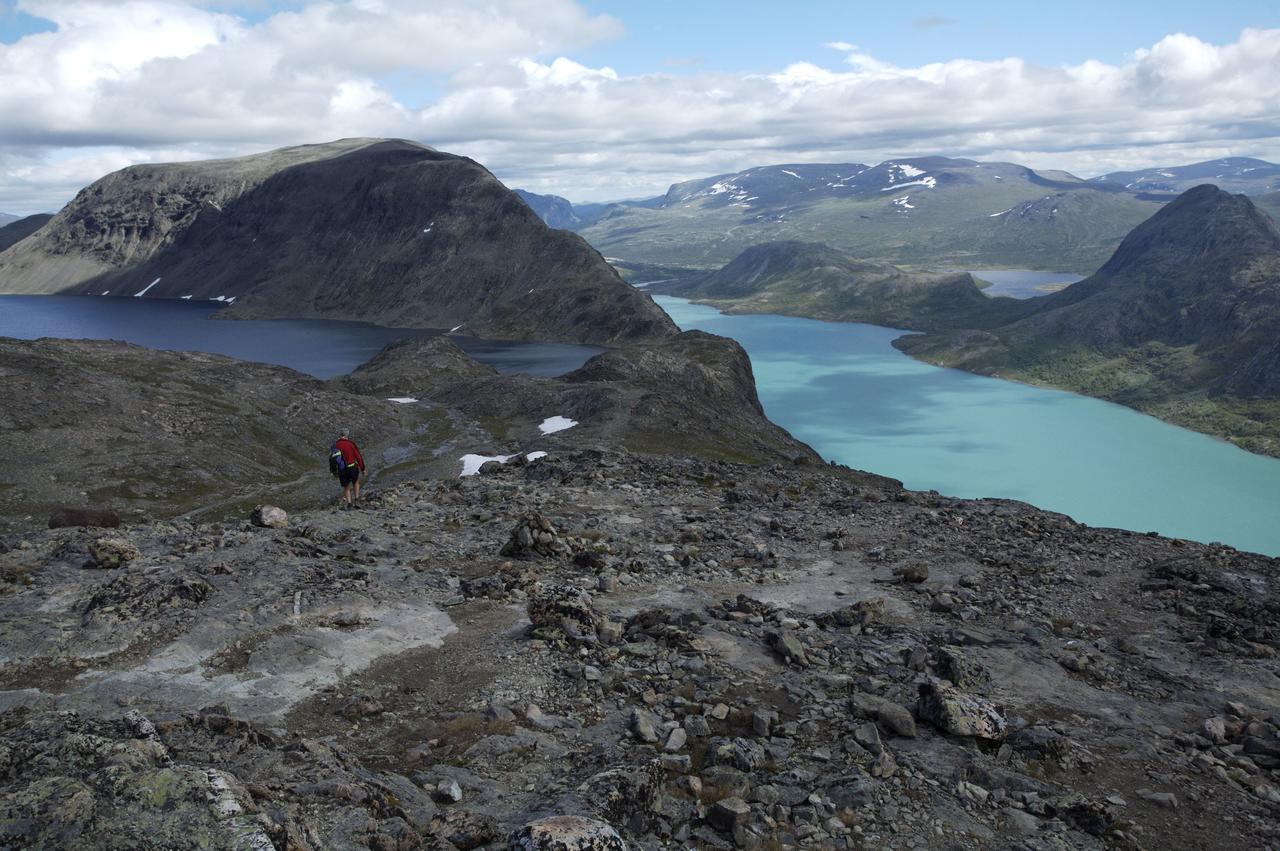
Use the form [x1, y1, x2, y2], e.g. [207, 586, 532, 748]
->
[0, 0, 1278, 213]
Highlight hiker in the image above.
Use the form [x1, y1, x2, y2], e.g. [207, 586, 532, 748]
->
[329, 429, 366, 508]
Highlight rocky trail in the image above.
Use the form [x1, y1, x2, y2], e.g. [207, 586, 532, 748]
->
[2, 449, 1279, 849]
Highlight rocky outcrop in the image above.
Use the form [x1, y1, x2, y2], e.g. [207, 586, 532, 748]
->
[0, 139, 676, 346]
[336, 331, 819, 465]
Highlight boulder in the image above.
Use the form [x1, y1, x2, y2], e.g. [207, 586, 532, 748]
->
[916, 681, 1007, 740]
[814, 598, 885, 629]
[507, 816, 626, 851]
[502, 513, 569, 558]
[88, 537, 140, 569]
[528, 585, 599, 645]
[767, 630, 809, 666]
[849, 693, 917, 738]
[707, 797, 751, 834]
[48, 507, 120, 529]
[432, 809, 500, 850]
[250, 505, 288, 529]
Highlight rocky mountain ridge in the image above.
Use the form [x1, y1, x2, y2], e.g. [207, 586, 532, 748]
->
[0, 139, 675, 346]
[0, 326, 810, 533]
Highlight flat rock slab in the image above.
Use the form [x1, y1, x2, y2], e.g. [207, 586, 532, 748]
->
[63, 601, 456, 720]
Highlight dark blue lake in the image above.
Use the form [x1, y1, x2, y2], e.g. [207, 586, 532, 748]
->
[0, 295, 603, 378]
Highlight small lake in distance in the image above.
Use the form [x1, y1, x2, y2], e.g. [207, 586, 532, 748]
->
[968, 269, 1086, 298]
[656, 295, 1280, 557]
[0, 295, 603, 379]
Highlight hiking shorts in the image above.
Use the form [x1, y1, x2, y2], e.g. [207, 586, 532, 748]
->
[339, 466, 360, 487]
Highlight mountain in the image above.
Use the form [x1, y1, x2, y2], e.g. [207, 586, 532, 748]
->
[896, 185, 1280, 456]
[0, 139, 676, 346]
[0, 213, 53, 253]
[0, 213, 17, 227]
[578, 157, 1169, 273]
[653, 240, 1018, 332]
[1093, 157, 1280, 196]
[514, 189, 582, 230]
[513, 190, 635, 231]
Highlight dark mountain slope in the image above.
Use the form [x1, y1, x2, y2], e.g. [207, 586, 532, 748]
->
[654, 240, 1027, 332]
[897, 185, 1280, 455]
[0, 140, 675, 346]
[0, 214, 53, 253]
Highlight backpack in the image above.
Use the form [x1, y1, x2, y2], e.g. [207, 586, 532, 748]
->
[329, 445, 347, 476]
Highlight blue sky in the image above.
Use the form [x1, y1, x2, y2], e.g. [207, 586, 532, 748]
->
[0, 0, 1278, 209]
[5, 0, 1277, 72]
[575, 0, 1279, 72]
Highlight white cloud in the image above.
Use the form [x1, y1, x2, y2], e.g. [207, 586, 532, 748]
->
[0, 4, 1278, 213]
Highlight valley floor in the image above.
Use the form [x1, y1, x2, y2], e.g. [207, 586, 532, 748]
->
[2, 449, 1279, 849]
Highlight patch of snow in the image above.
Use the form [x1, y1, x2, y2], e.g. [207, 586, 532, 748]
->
[387, 397, 418, 404]
[539, 415, 578, 434]
[449, 324, 464, 333]
[209, 201, 222, 212]
[896, 164, 926, 178]
[100, 291, 109, 296]
[225, 296, 235, 304]
[989, 209, 1012, 217]
[780, 170, 802, 179]
[892, 196, 914, 210]
[134, 277, 162, 297]
[459, 451, 548, 477]
[181, 295, 193, 300]
[423, 227, 432, 233]
[1158, 171, 1175, 177]
[881, 176, 936, 191]
[993, 175, 1002, 180]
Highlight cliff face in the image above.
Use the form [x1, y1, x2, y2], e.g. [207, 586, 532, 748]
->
[0, 140, 676, 346]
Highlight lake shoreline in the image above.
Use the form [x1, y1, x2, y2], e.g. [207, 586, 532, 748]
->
[656, 295, 1280, 556]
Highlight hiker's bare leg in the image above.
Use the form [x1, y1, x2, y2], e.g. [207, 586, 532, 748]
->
[354, 479, 361, 504]
[343, 483, 354, 506]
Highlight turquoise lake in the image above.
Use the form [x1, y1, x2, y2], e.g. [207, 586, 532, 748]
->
[655, 296, 1280, 557]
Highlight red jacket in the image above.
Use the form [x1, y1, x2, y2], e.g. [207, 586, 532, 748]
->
[335, 438, 365, 471]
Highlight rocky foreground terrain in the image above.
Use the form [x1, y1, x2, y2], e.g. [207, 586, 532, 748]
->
[2, 444, 1279, 849]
